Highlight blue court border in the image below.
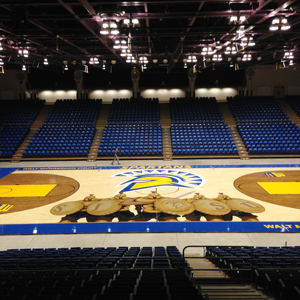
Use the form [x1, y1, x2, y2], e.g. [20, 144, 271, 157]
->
[1, 165, 300, 234]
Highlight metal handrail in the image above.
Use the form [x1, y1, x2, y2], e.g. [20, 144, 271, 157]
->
[183, 246, 300, 283]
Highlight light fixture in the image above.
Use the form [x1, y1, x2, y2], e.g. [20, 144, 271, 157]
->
[230, 15, 246, 24]
[215, 37, 222, 49]
[236, 25, 245, 35]
[102, 60, 106, 70]
[257, 56, 262, 61]
[113, 39, 127, 49]
[201, 47, 214, 55]
[242, 54, 252, 61]
[184, 63, 188, 68]
[100, 20, 119, 35]
[224, 45, 237, 55]
[240, 36, 255, 47]
[187, 56, 197, 63]
[111, 60, 116, 65]
[0, 58, 4, 65]
[18, 49, 29, 58]
[123, 18, 139, 27]
[269, 17, 290, 31]
[22, 65, 26, 71]
[153, 59, 158, 63]
[212, 54, 222, 61]
[126, 56, 136, 64]
[163, 59, 168, 64]
[284, 51, 294, 59]
[43, 58, 48, 65]
[139, 56, 148, 64]
[81, 60, 87, 65]
[89, 57, 99, 64]
[289, 60, 293, 66]
[0, 42, 3, 51]
[120, 49, 127, 57]
[64, 64, 68, 70]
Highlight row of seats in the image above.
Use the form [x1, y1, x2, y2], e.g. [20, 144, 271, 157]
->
[99, 124, 163, 156]
[206, 246, 300, 300]
[238, 122, 300, 154]
[287, 95, 300, 118]
[23, 125, 95, 157]
[0, 99, 44, 125]
[0, 126, 29, 158]
[0, 246, 202, 300]
[171, 123, 238, 155]
[44, 99, 101, 125]
[108, 98, 160, 124]
[170, 97, 224, 123]
[228, 96, 289, 122]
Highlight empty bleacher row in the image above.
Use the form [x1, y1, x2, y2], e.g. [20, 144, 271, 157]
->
[171, 123, 238, 155]
[0, 246, 203, 300]
[0, 126, 30, 158]
[0, 99, 45, 125]
[287, 95, 300, 118]
[45, 99, 101, 125]
[228, 95, 300, 155]
[23, 125, 95, 157]
[227, 96, 289, 122]
[98, 124, 162, 156]
[205, 246, 300, 300]
[170, 97, 223, 123]
[0, 99, 45, 158]
[170, 97, 237, 156]
[238, 122, 300, 154]
[108, 98, 159, 124]
[2, 96, 300, 160]
[98, 98, 162, 157]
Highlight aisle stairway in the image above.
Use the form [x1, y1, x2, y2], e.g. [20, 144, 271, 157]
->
[11, 105, 52, 162]
[96, 104, 110, 129]
[87, 129, 104, 162]
[186, 255, 274, 300]
[218, 101, 237, 127]
[229, 127, 250, 160]
[30, 104, 52, 130]
[278, 99, 300, 126]
[160, 103, 173, 160]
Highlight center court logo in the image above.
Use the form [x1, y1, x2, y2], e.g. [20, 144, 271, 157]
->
[113, 169, 205, 193]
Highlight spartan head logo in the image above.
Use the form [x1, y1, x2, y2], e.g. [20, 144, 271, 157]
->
[113, 170, 204, 193]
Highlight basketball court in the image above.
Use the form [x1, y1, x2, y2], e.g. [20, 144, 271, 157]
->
[1, 158, 300, 236]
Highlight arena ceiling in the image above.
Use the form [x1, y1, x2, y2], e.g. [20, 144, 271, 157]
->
[0, 0, 299, 74]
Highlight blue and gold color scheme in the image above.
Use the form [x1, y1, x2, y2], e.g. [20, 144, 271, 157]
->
[113, 169, 204, 193]
[264, 172, 286, 177]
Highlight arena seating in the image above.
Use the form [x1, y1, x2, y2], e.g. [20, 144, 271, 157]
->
[238, 121, 300, 154]
[170, 97, 223, 123]
[171, 123, 238, 155]
[0, 99, 45, 125]
[22, 99, 101, 158]
[108, 98, 159, 124]
[99, 98, 162, 157]
[98, 124, 163, 156]
[286, 95, 300, 117]
[0, 99, 44, 158]
[206, 246, 300, 300]
[44, 99, 101, 125]
[0, 126, 30, 158]
[23, 125, 95, 157]
[0, 246, 203, 300]
[227, 96, 289, 122]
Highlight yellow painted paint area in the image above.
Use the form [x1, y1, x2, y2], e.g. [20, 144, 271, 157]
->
[257, 182, 300, 194]
[0, 185, 57, 197]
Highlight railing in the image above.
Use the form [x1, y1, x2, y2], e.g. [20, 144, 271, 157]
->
[183, 245, 300, 283]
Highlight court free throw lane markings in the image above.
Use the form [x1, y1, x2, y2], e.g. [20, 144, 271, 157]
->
[257, 182, 300, 194]
[0, 185, 57, 197]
